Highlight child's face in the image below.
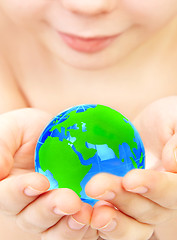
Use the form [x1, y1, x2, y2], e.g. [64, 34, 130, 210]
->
[1, 0, 177, 70]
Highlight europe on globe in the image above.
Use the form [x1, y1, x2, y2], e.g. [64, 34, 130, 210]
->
[35, 104, 145, 206]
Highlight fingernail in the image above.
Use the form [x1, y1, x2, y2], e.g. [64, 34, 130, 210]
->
[53, 207, 70, 215]
[68, 216, 86, 230]
[24, 186, 44, 196]
[94, 191, 116, 200]
[99, 219, 117, 232]
[127, 186, 148, 194]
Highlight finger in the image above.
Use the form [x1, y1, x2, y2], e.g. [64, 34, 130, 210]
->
[16, 188, 82, 233]
[162, 132, 177, 172]
[41, 202, 92, 240]
[93, 200, 115, 209]
[122, 169, 177, 209]
[0, 108, 52, 179]
[86, 173, 172, 224]
[82, 227, 98, 240]
[0, 142, 14, 180]
[69, 203, 98, 240]
[91, 205, 153, 240]
[0, 172, 50, 215]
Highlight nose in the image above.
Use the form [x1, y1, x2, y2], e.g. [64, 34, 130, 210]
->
[61, 0, 117, 16]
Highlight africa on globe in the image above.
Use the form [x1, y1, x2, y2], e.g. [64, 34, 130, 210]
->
[35, 104, 145, 206]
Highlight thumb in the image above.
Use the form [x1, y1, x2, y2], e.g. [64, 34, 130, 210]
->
[162, 133, 177, 172]
[0, 108, 52, 180]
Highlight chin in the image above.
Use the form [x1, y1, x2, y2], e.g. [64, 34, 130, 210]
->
[47, 39, 134, 71]
[58, 52, 121, 71]
[40, 25, 149, 71]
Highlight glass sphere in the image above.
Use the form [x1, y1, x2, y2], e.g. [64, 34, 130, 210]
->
[35, 104, 145, 206]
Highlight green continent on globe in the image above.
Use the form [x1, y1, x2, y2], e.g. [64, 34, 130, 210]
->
[38, 104, 139, 198]
[39, 136, 92, 196]
[50, 104, 138, 160]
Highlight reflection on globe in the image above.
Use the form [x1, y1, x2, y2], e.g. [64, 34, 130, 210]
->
[35, 104, 145, 206]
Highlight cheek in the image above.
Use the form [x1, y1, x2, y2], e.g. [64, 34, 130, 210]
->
[122, 0, 177, 29]
[1, 0, 49, 20]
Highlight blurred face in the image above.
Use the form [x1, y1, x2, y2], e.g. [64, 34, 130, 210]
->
[1, 0, 177, 70]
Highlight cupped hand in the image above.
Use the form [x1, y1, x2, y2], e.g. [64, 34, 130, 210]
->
[86, 172, 154, 240]
[133, 96, 177, 172]
[86, 168, 177, 240]
[0, 108, 97, 240]
[85, 96, 177, 240]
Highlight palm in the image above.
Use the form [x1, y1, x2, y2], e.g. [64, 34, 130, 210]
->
[133, 97, 177, 172]
[0, 108, 52, 180]
[133, 111, 165, 171]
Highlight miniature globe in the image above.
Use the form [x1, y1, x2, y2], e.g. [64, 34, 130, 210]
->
[35, 104, 145, 206]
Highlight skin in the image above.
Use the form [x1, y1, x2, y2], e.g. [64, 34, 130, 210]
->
[0, 0, 177, 70]
[1, 98, 177, 240]
[87, 97, 177, 240]
[0, 0, 177, 240]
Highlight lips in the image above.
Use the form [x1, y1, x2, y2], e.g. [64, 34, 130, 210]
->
[58, 31, 119, 53]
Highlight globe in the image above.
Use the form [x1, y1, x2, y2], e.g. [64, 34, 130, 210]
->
[35, 104, 145, 206]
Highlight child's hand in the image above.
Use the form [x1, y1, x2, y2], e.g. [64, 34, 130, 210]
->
[133, 96, 177, 172]
[86, 173, 155, 240]
[0, 108, 97, 240]
[86, 170, 177, 239]
[85, 96, 177, 240]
